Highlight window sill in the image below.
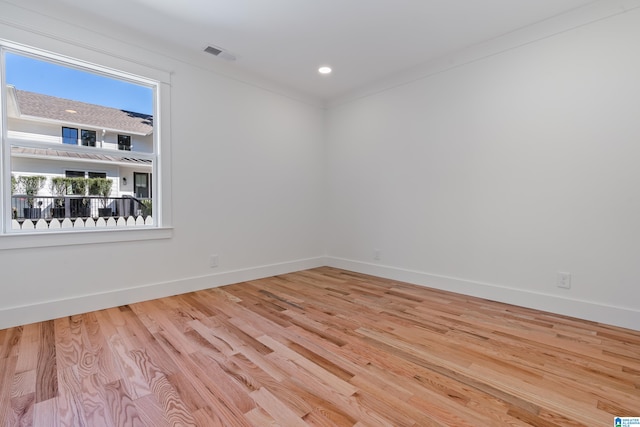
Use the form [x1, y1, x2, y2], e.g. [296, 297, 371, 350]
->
[0, 226, 173, 250]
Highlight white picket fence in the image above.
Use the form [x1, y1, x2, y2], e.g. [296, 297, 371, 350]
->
[12, 215, 153, 231]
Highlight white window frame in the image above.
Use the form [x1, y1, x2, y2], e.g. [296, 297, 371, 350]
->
[0, 40, 172, 250]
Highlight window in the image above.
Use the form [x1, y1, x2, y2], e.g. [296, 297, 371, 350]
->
[81, 129, 96, 147]
[62, 127, 78, 145]
[118, 135, 131, 151]
[1, 42, 168, 242]
[65, 170, 85, 178]
[134, 172, 152, 198]
[66, 171, 107, 179]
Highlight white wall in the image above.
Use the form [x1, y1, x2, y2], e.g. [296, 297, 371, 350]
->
[102, 132, 153, 153]
[2, 1, 639, 331]
[8, 118, 60, 143]
[0, 3, 326, 328]
[326, 7, 640, 330]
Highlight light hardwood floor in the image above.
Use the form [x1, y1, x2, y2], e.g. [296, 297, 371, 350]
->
[1, 267, 638, 426]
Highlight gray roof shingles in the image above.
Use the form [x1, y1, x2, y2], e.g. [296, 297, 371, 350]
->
[15, 89, 153, 135]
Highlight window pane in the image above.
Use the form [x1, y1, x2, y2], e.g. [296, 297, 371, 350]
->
[65, 170, 84, 178]
[118, 135, 132, 151]
[134, 172, 149, 198]
[81, 129, 96, 147]
[4, 49, 157, 231]
[62, 127, 78, 145]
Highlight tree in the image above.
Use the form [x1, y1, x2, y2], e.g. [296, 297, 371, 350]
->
[18, 175, 46, 208]
[89, 178, 113, 208]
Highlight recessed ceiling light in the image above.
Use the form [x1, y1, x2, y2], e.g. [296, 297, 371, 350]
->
[318, 66, 332, 75]
[65, 109, 77, 113]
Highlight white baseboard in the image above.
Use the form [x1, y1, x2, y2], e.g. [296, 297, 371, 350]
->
[3, 255, 637, 332]
[0, 256, 326, 330]
[326, 257, 640, 331]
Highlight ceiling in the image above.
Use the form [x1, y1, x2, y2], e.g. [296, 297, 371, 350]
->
[7, 0, 600, 102]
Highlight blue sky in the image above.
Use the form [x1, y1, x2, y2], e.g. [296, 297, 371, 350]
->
[5, 52, 153, 115]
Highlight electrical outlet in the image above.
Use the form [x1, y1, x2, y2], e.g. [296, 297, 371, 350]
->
[374, 249, 381, 261]
[210, 254, 219, 268]
[557, 272, 571, 289]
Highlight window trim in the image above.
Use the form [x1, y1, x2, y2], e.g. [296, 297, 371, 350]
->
[0, 226, 172, 250]
[0, 39, 172, 248]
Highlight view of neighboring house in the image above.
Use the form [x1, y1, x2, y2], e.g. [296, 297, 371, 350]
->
[7, 84, 153, 219]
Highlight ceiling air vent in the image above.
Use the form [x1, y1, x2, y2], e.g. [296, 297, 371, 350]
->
[204, 45, 236, 61]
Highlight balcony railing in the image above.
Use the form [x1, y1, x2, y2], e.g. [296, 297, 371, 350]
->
[10, 195, 152, 231]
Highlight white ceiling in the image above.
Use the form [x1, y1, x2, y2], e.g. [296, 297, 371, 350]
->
[7, 0, 600, 102]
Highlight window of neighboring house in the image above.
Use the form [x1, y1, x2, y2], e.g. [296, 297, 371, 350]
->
[65, 171, 107, 179]
[134, 172, 152, 198]
[62, 127, 78, 145]
[1, 43, 167, 243]
[81, 129, 96, 147]
[118, 135, 131, 151]
[65, 170, 85, 178]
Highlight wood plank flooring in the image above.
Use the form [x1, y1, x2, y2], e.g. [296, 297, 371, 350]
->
[1, 267, 638, 426]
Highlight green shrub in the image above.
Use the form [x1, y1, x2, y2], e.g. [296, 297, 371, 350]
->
[88, 178, 113, 207]
[18, 175, 46, 207]
[141, 199, 153, 216]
